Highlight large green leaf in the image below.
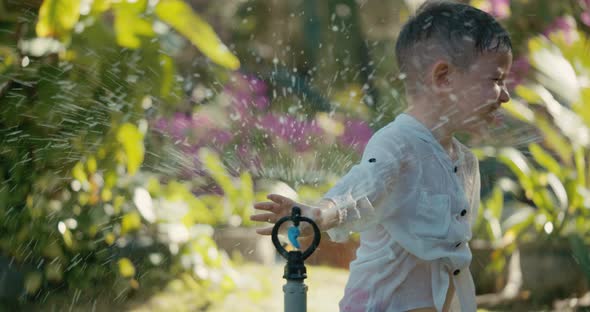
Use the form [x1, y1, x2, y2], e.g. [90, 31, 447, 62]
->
[112, 0, 155, 48]
[535, 118, 573, 164]
[497, 147, 534, 195]
[36, 0, 81, 39]
[529, 142, 563, 179]
[528, 36, 580, 105]
[155, 0, 240, 70]
[116, 123, 145, 175]
[502, 99, 535, 123]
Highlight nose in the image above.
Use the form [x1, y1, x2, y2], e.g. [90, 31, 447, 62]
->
[499, 85, 510, 104]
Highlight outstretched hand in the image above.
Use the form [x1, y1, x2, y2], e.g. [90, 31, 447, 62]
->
[250, 193, 322, 236]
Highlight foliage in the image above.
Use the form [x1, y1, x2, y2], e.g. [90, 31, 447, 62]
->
[472, 18, 590, 277]
[0, 0, 242, 304]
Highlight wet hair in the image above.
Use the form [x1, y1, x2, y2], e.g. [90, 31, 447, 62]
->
[395, 0, 512, 75]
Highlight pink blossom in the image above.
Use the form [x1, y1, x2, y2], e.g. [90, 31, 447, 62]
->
[507, 56, 530, 90]
[259, 114, 324, 152]
[489, 0, 511, 19]
[543, 16, 577, 44]
[339, 119, 373, 154]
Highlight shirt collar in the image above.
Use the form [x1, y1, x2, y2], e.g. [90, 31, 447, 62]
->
[396, 113, 465, 166]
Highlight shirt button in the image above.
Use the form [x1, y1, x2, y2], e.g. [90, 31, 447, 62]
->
[453, 166, 458, 173]
[460, 209, 467, 216]
[453, 269, 461, 275]
[455, 242, 461, 248]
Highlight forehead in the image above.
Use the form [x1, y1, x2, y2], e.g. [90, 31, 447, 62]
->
[469, 51, 513, 74]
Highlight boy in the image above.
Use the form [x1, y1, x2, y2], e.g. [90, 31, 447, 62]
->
[251, 1, 512, 311]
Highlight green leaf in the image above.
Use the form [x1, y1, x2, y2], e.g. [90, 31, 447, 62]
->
[159, 54, 175, 96]
[529, 143, 563, 179]
[497, 147, 534, 196]
[112, 0, 155, 48]
[238, 171, 254, 224]
[155, 0, 240, 70]
[569, 234, 590, 284]
[121, 212, 141, 235]
[515, 85, 542, 104]
[528, 36, 580, 105]
[199, 148, 238, 199]
[24, 272, 43, 294]
[502, 99, 535, 123]
[72, 161, 87, 183]
[118, 257, 136, 278]
[116, 123, 145, 175]
[535, 118, 573, 164]
[36, 0, 81, 39]
[503, 205, 535, 236]
[575, 146, 586, 187]
[487, 186, 504, 220]
[91, 0, 111, 15]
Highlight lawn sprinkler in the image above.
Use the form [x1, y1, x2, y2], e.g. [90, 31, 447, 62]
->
[271, 206, 321, 312]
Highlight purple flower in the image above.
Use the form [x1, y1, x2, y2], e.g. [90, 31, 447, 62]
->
[581, 11, 590, 27]
[339, 119, 373, 154]
[489, 0, 511, 19]
[507, 56, 530, 90]
[210, 129, 233, 147]
[544, 16, 577, 44]
[225, 73, 270, 111]
[258, 114, 324, 152]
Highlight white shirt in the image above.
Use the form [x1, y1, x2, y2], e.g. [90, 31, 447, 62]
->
[322, 113, 480, 312]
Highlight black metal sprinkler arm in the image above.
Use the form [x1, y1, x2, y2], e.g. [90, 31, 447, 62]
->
[271, 206, 321, 312]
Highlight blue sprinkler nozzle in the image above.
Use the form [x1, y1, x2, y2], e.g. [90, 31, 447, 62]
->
[287, 226, 301, 249]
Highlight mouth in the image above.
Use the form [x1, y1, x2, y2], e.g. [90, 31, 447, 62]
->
[484, 105, 503, 125]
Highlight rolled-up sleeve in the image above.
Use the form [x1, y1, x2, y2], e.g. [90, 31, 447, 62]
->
[322, 131, 405, 242]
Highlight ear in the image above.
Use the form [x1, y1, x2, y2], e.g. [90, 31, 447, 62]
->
[431, 61, 453, 93]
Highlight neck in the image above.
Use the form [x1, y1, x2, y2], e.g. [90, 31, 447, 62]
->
[404, 97, 455, 152]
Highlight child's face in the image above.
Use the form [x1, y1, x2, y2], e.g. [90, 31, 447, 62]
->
[447, 51, 513, 133]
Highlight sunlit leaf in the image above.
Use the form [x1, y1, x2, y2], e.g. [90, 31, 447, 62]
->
[118, 257, 136, 278]
[116, 123, 145, 175]
[573, 88, 590, 128]
[497, 148, 533, 188]
[529, 143, 563, 178]
[199, 148, 238, 199]
[87, 156, 97, 174]
[91, 0, 111, 14]
[112, 0, 154, 48]
[535, 118, 573, 164]
[486, 186, 504, 220]
[121, 212, 141, 235]
[546, 173, 568, 212]
[0, 47, 16, 74]
[532, 84, 590, 147]
[155, 0, 240, 70]
[159, 54, 175, 96]
[133, 187, 155, 223]
[502, 99, 535, 123]
[36, 0, 81, 39]
[72, 161, 87, 183]
[515, 85, 542, 104]
[528, 36, 580, 105]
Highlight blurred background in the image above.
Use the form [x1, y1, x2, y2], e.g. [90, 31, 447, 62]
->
[1, 0, 590, 311]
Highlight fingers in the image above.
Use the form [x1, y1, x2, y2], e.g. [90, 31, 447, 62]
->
[250, 213, 279, 223]
[253, 201, 281, 213]
[267, 193, 294, 206]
